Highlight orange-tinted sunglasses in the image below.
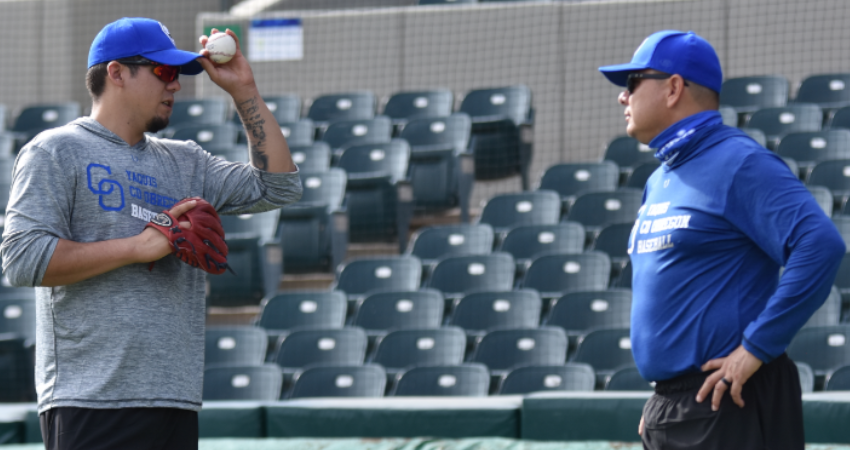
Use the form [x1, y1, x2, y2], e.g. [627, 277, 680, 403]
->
[116, 58, 180, 83]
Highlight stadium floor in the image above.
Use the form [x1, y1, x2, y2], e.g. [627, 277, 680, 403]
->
[3, 439, 850, 449]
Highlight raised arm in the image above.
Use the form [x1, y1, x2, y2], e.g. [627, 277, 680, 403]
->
[197, 29, 297, 174]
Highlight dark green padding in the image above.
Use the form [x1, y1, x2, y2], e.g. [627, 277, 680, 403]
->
[199, 402, 266, 438]
[522, 393, 648, 442]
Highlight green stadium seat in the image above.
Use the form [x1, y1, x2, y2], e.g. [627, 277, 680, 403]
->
[808, 160, 850, 211]
[370, 327, 466, 386]
[288, 364, 386, 399]
[426, 253, 516, 300]
[338, 140, 413, 250]
[803, 286, 842, 328]
[241, 119, 314, 147]
[747, 104, 822, 149]
[321, 116, 392, 153]
[168, 98, 229, 129]
[448, 289, 542, 339]
[498, 363, 595, 395]
[307, 91, 376, 127]
[566, 189, 643, 236]
[719, 105, 739, 127]
[333, 256, 423, 302]
[11, 102, 81, 151]
[407, 224, 494, 273]
[741, 127, 768, 147]
[352, 290, 445, 339]
[479, 191, 562, 243]
[257, 291, 348, 359]
[825, 364, 850, 391]
[625, 161, 660, 189]
[208, 210, 282, 306]
[0, 298, 35, 345]
[831, 106, 850, 130]
[545, 289, 632, 336]
[611, 260, 632, 289]
[275, 328, 368, 374]
[203, 364, 282, 401]
[399, 114, 474, 219]
[788, 325, 850, 385]
[0, 336, 35, 402]
[832, 216, 850, 251]
[777, 130, 850, 178]
[605, 367, 653, 391]
[572, 328, 635, 386]
[392, 364, 489, 397]
[471, 327, 568, 375]
[205, 326, 268, 367]
[278, 169, 348, 272]
[521, 252, 612, 301]
[797, 361, 815, 393]
[592, 222, 634, 269]
[459, 85, 534, 189]
[603, 135, 657, 174]
[498, 223, 586, 275]
[232, 94, 301, 127]
[806, 185, 834, 216]
[539, 162, 619, 211]
[290, 142, 331, 173]
[795, 74, 850, 113]
[719, 75, 788, 114]
[171, 123, 240, 154]
[383, 89, 453, 129]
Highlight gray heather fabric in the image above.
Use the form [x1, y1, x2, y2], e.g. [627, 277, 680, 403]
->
[0, 117, 302, 413]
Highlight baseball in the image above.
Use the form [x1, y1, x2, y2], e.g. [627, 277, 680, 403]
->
[205, 32, 236, 64]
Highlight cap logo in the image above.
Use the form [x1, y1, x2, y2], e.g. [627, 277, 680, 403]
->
[160, 23, 176, 45]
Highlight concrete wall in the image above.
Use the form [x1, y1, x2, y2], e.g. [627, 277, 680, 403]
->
[2, 0, 850, 203]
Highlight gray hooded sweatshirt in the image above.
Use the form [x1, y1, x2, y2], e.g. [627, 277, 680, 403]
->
[0, 117, 302, 413]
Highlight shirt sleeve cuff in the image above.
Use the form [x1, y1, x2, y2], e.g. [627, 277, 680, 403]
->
[742, 337, 774, 364]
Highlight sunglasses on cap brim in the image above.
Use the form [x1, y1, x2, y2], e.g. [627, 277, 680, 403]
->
[115, 59, 181, 83]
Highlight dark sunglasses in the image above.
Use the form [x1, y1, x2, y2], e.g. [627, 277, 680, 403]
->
[626, 73, 689, 94]
[116, 59, 181, 83]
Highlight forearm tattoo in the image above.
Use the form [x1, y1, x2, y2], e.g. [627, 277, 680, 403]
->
[237, 97, 269, 171]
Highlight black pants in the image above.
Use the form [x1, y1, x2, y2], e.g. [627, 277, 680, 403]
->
[641, 353, 804, 450]
[40, 407, 198, 450]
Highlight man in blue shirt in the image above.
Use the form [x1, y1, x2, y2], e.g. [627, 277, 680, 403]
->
[599, 31, 845, 449]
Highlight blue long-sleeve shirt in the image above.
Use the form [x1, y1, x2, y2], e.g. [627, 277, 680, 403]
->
[628, 117, 845, 382]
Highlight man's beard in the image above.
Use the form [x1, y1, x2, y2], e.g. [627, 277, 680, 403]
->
[145, 116, 169, 134]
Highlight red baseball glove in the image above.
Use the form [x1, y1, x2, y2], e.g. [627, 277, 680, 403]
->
[145, 197, 231, 275]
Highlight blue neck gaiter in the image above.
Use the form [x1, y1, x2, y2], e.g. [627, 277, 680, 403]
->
[649, 110, 723, 165]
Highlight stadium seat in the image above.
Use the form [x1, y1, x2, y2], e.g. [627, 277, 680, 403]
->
[392, 363, 489, 396]
[719, 75, 789, 114]
[209, 210, 281, 306]
[204, 326, 268, 367]
[545, 289, 632, 336]
[471, 327, 568, 374]
[808, 160, 850, 210]
[603, 136, 657, 175]
[781, 156, 801, 179]
[806, 185, 834, 216]
[787, 325, 850, 379]
[803, 286, 841, 328]
[459, 85, 534, 189]
[740, 127, 768, 147]
[333, 256, 423, 301]
[171, 123, 241, 154]
[747, 104, 823, 149]
[478, 191, 562, 243]
[605, 366, 653, 391]
[399, 114, 474, 220]
[289, 364, 387, 399]
[274, 328, 368, 371]
[612, 260, 632, 289]
[448, 289, 542, 338]
[0, 298, 35, 344]
[795, 74, 850, 113]
[831, 106, 850, 130]
[719, 105, 739, 127]
[572, 328, 635, 385]
[252, 119, 315, 147]
[290, 142, 331, 173]
[307, 91, 376, 129]
[352, 290, 445, 338]
[539, 162, 620, 209]
[322, 116, 393, 153]
[834, 253, 850, 306]
[0, 277, 35, 300]
[168, 98, 229, 129]
[10, 102, 81, 150]
[0, 336, 35, 402]
[498, 223, 586, 275]
[370, 327, 466, 382]
[625, 161, 661, 189]
[202, 364, 282, 401]
[407, 224, 494, 274]
[566, 189, 643, 236]
[383, 89, 453, 128]
[426, 253, 516, 300]
[833, 216, 850, 250]
[776, 130, 850, 178]
[232, 94, 301, 128]
[257, 291, 348, 355]
[825, 364, 850, 391]
[497, 363, 595, 394]
[797, 361, 815, 393]
[592, 222, 635, 268]
[278, 169, 348, 272]
[521, 252, 612, 300]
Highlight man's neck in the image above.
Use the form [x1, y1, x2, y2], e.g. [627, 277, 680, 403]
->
[90, 101, 145, 146]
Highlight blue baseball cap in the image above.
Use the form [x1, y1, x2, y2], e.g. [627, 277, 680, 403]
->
[88, 18, 203, 76]
[598, 30, 722, 93]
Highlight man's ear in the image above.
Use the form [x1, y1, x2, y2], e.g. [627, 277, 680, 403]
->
[666, 75, 687, 108]
[106, 61, 125, 88]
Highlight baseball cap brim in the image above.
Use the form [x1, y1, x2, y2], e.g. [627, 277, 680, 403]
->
[598, 62, 650, 87]
[143, 48, 204, 76]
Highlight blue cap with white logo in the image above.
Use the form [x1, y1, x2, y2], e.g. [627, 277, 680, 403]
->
[88, 17, 203, 76]
[598, 30, 722, 94]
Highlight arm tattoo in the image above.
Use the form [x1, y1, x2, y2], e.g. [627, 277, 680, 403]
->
[237, 97, 269, 171]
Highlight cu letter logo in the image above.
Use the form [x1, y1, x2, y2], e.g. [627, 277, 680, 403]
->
[87, 163, 125, 211]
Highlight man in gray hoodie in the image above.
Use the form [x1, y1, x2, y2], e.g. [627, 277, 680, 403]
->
[0, 17, 302, 450]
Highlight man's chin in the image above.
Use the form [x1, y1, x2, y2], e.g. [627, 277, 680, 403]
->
[146, 116, 170, 134]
